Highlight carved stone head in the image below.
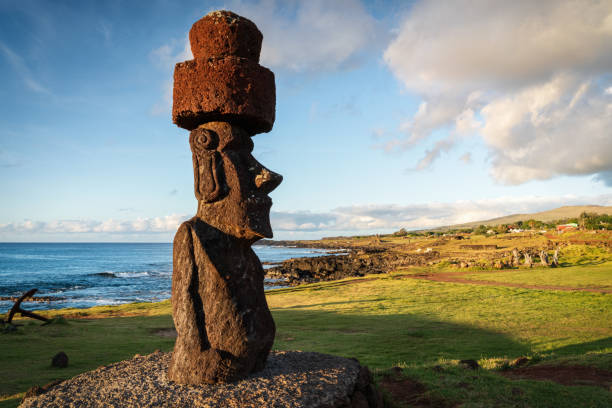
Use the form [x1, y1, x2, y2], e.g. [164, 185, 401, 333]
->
[190, 121, 282, 240]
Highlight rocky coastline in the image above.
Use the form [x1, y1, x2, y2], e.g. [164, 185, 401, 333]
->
[262, 242, 438, 286]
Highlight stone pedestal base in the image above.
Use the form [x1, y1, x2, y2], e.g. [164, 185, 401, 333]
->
[20, 351, 382, 408]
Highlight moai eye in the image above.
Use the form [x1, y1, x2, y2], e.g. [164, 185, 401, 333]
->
[190, 128, 219, 152]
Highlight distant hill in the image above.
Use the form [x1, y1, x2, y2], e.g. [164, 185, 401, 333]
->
[428, 205, 612, 232]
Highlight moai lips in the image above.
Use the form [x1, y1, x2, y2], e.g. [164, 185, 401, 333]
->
[172, 10, 275, 134]
[168, 10, 282, 385]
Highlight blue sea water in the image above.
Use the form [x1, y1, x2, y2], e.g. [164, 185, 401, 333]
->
[0, 243, 331, 311]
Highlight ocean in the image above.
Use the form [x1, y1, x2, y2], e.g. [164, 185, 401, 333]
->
[0, 243, 330, 311]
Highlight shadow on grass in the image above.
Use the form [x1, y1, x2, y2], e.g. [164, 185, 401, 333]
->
[550, 337, 612, 357]
[271, 308, 531, 369]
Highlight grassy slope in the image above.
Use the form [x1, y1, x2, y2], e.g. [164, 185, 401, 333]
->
[460, 264, 612, 290]
[428, 205, 612, 231]
[2, 262, 611, 407]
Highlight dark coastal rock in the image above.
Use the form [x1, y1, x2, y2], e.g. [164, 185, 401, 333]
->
[189, 11, 263, 61]
[169, 11, 282, 384]
[266, 250, 439, 286]
[51, 352, 68, 368]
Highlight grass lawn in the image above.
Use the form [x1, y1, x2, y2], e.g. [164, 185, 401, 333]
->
[460, 263, 612, 291]
[1, 267, 611, 407]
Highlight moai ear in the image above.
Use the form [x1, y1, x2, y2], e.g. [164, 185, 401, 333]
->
[189, 128, 227, 202]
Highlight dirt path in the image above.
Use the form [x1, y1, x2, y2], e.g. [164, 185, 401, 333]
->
[500, 364, 612, 389]
[396, 270, 612, 294]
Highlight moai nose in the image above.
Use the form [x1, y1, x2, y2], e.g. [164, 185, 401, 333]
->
[255, 167, 282, 194]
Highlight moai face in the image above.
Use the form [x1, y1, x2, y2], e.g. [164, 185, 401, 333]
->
[190, 121, 282, 240]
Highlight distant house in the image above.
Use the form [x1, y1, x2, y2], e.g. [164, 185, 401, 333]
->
[556, 223, 578, 232]
[509, 228, 524, 233]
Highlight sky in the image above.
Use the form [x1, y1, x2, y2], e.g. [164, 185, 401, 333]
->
[0, 0, 611, 242]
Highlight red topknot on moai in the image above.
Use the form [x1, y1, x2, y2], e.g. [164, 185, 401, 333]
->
[168, 10, 282, 384]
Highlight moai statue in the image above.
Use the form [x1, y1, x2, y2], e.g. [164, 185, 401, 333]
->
[539, 250, 549, 266]
[524, 252, 532, 268]
[168, 11, 282, 384]
[512, 248, 520, 267]
[551, 248, 559, 267]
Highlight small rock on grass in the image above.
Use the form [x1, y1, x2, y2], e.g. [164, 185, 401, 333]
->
[51, 352, 68, 368]
[459, 359, 479, 370]
[512, 356, 529, 367]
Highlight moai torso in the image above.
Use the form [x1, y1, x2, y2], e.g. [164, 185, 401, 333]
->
[167, 11, 282, 384]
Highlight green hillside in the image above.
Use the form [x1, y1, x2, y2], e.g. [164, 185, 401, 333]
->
[429, 205, 612, 232]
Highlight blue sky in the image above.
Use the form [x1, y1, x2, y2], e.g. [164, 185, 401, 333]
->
[1, 0, 611, 242]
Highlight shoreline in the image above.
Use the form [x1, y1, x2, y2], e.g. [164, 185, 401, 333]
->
[0, 245, 345, 313]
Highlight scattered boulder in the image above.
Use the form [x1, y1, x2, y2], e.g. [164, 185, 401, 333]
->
[51, 352, 68, 368]
[459, 359, 479, 370]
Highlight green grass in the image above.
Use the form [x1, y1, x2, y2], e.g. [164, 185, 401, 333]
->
[268, 275, 611, 363]
[1, 314, 175, 407]
[1, 272, 611, 407]
[461, 263, 612, 290]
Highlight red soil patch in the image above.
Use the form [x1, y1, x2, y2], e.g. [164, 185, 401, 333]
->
[500, 365, 612, 389]
[397, 271, 612, 294]
[379, 371, 453, 407]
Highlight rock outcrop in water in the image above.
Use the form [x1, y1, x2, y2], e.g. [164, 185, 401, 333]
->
[168, 10, 282, 384]
[266, 249, 441, 286]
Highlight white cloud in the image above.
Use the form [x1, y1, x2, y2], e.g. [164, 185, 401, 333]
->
[149, 36, 192, 116]
[0, 40, 50, 94]
[2, 195, 611, 241]
[270, 193, 612, 235]
[481, 74, 612, 184]
[0, 214, 189, 235]
[226, 0, 379, 72]
[150, 37, 192, 69]
[459, 152, 472, 164]
[150, 79, 173, 116]
[414, 138, 455, 171]
[383, 0, 612, 184]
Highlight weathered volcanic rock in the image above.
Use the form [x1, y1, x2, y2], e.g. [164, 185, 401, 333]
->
[51, 351, 68, 368]
[172, 56, 275, 133]
[21, 351, 383, 408]
[266, 250, 441, 286]
[169, 10, 281, 386]
[189, 11, 263, 61]
[168, 218, 275, 384]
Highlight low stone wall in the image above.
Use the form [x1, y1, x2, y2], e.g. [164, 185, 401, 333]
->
[459, 245, 498, 250]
